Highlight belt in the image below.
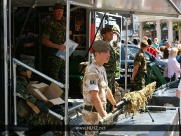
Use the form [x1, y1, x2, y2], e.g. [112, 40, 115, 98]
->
[84, 105, 106, 112]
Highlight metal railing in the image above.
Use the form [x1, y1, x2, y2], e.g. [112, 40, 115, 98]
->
[12, 58, 64, 124]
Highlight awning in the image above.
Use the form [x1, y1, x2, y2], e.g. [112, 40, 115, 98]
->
[11, 0, 181, 17]
[137, 15, 181, 23]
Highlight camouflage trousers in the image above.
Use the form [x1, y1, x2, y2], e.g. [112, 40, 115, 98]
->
[82, 109, 102, 136]
[106, 72, 115, 112]
[42, 55, 65, 99]
[134, 74, 145, 91]
[42, 55, 65, 84]
[25, 111, 64, 136]
[107, 72, 115, 95]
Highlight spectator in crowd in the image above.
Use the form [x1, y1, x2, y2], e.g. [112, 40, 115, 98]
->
[152, 38, 163, 59]
[147, 38, 157, 57]
[159, 39, 167, 46]
[159, 46, 165, 52]
[163, 41, 171, 59]
[121, 39, 125, 44]
[152, 38, 159, 49]
[167, 48, 181, 81]
[132, 38, 138, 46]
[176, 48, 181, 63]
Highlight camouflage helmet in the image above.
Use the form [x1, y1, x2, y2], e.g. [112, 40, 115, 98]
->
[17, 59, 35, 72]
[112, 24, 120, 36]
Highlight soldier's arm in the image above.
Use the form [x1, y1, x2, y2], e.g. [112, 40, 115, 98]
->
[90, 90, 107, 117]
[131, 54, 143, 81]
[176, 90, 180, 99]
[42, 37, 65, 50]
[17, 82, 36, 104]
[131, 63, 139, 81]
[106, 88, 117, 111]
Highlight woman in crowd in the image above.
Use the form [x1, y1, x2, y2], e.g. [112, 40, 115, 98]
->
[167, 48, 181, 81]
[147, 38, 157, 57]
[152, 38, 159, 49]
[163, 41, 171, 59]
[152, 38, 163, 59]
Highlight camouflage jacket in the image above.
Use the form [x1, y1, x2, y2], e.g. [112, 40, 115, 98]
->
[42, 16, 66, 55]
[16, 76, 36, 104]
[134, 49, 147, 75]
[104, 45, 117, 73]
[83, 60, 108, 106]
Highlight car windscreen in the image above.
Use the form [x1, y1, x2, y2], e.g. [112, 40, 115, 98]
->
[122, 45, 156, 61]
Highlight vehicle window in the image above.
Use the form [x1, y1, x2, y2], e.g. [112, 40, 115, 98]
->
[144, 52, 151, 61]
[128, 46, 151, 61]
[127, 46, 138, 60]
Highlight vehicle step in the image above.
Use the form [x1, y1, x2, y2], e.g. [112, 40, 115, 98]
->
[8, 124, 34, 131]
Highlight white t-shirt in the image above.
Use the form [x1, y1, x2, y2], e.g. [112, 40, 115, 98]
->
[167, 57, 180, 79]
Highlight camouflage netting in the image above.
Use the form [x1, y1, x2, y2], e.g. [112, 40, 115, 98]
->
[114, 81, 125, 103]
[124, 82, 156, 115]
[78, 61, 89, 74]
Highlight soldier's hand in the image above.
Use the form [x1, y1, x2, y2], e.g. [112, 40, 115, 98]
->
[130, 78, 134, 83]
[112, 107, 117, 112]
[101, 111, 108, 118]
[58, 44, 66, 50]
[35, 99, 48, 113]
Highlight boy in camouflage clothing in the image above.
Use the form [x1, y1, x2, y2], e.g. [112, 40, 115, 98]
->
[82, 40, 117, 136]
[131, 36, 148, 91]
[16, 60, 64, 136]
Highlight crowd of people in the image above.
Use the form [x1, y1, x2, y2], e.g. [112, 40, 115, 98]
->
[130, 36, 181, 83]
[128, 37, 181, 61]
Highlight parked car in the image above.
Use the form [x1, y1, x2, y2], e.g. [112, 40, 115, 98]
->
[116, 44, 168, 89]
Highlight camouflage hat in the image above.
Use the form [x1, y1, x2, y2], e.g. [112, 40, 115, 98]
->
[101, 27, 112, 35]
[92, 40, 110, 52]
[112, 24, 120, 35]
[17, 59, 35, 72]
[53, 3, 64, 9]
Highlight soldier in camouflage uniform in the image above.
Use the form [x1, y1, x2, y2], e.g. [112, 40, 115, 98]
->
[16, 60, 64, 136]
[82, 40, 117, 136]
[101, 27, 116, 95]
[101, 27, 117, 112]
[42, 3, 66, 86]
[131, 36, 149, 91]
